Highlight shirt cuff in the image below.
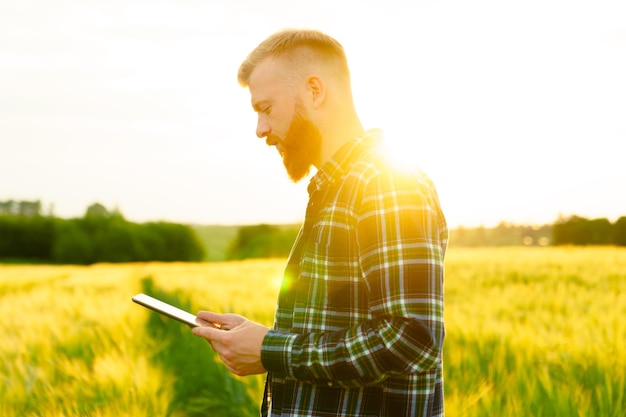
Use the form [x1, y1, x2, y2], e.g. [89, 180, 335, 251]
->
[261, 329, 297, 376]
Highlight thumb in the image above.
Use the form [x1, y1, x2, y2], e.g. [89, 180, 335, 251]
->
[197, 311, 245, 330]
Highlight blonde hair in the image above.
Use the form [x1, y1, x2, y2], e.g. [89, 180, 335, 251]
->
[237, 29, 351, 88]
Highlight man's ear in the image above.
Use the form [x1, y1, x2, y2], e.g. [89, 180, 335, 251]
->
[306, 75, 326, 109]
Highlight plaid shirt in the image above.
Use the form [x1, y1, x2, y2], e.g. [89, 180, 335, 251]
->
[261, 130, 448, 417]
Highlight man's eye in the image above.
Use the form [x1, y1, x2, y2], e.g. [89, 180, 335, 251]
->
[262, 106, 271, 115]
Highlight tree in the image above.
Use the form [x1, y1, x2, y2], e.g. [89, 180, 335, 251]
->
[588, 218, 612, 245]
[85, 202, 110, 218]
[613, 217, 626, 246]
[553, 216, 614, 245]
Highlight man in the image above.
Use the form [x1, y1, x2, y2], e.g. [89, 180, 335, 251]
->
[192, 29, 448, 417]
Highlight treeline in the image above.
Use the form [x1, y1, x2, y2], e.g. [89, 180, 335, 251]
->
[450, 223, 552, 247]
[450, 215, 626, 247]
[223, 215, 626, 259]
[3, 199, 625, 264]
[0, 203, 205, 264]
[552, 215, 626, 246]
[223, 215, 626, 260]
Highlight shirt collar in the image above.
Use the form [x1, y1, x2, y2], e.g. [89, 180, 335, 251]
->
[307, 129, 383, 196]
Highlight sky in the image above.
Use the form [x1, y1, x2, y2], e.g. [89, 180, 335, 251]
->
[1, 0, 625, 228]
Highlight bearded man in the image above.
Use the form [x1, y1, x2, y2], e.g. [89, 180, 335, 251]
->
[193, 29, 448, 417]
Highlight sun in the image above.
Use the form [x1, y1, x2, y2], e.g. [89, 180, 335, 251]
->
[377, 126, 433, 173]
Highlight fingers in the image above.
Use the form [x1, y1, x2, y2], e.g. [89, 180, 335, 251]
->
[191, 311, 239, 346]
[191, 324, 224, 342]
[196, 310, 226, 325]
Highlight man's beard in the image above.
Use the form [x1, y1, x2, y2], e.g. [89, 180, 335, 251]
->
[277, 103, 322, 183]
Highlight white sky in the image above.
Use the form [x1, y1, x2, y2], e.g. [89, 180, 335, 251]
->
[1, 0, 625, 228]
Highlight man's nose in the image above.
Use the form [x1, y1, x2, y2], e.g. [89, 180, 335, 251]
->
[256, 116, 270, 139]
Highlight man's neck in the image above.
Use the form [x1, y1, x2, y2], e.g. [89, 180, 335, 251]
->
[317, 117, 364, 168]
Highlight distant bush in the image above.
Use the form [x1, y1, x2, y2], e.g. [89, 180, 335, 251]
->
[552, 216, 622, 246]
[0, 215, 205, 264]
[613, 217, 626, 246]
[0, 216, 56, 261]
[140, 221, 206, 262]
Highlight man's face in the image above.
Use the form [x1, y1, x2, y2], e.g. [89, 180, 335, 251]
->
[248, 58, 322, 182]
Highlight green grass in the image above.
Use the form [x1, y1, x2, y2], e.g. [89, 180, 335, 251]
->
[139, 277, 258, 417]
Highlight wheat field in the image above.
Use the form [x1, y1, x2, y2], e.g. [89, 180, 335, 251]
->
[1, 247, 624, 416]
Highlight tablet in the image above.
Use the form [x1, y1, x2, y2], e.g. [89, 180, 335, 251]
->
[132, 293, 200, 328]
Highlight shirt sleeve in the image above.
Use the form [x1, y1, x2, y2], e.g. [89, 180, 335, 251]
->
[261, 169, 447, 387]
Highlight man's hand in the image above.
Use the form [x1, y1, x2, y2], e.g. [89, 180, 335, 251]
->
[192, 311, 270, 376]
